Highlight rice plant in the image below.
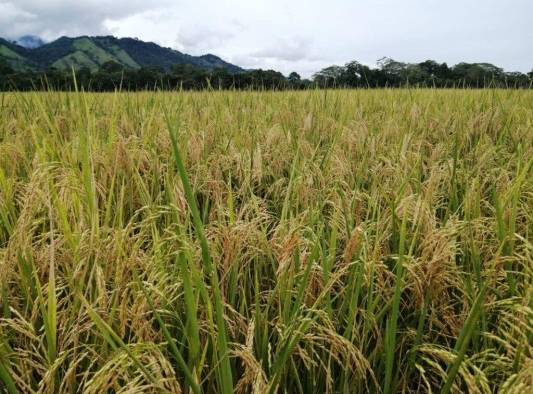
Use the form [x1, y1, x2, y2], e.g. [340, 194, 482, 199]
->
[0, 88, 532, 393]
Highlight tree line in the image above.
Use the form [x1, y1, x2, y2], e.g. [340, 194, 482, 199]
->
[1, 57, 532, 91]
[313, 58, 533, 88]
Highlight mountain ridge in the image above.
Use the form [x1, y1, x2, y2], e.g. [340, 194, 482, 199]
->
[0, 35, 243, 73]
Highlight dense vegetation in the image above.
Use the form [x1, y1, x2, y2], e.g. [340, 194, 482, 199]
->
[0, 60, 288, 91]
[313, 58, 533, 89]
[0, 89, 531, 393]
[1, 56, 532, 91]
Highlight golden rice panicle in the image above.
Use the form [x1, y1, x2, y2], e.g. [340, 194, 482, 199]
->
[0, 89, 531, 393]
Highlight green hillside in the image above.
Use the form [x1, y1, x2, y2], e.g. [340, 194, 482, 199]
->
[0, 45, 23, 60]
[0, 35, 242, 73]
[0, 39, 35, 70]
[51, 51, 99, 71]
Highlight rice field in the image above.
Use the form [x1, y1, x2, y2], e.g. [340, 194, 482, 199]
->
[0, 89, 532, 393]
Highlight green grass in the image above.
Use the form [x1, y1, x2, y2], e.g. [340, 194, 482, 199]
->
[105, 44, 140, 69]
[0, 46, 35, 72]
[50, 38, 140, 71]
[0, 46, 24, 60]
[72, 38, 118, 65]
[0, 89, 531, 393]
[51, 51, 99, 71]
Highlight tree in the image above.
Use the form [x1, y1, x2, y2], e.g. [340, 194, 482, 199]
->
[377, 57, 407, 75]
[288, 72, 301, 80]
[313, 65, 345, 87]
[452, 63, 504, 87]
[170, 64, 207, 89]
[287, 71, 302, 88]
[343, 61, 374, 87]
[75, 67, 92, 89]
[210, 67, 231, 89]
[0, 59, 14, 90]
[417, 60, 451, 86]
[376, 57, 409, 85]
[244, 69, 287, 90]
[134, 65, 164, 89]
[418, 60, 441, 76]
[100, 60, 124, 73]
[0, 59, 14, 75]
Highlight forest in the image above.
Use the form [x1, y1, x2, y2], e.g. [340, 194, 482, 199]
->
[1, 57, 532, 90]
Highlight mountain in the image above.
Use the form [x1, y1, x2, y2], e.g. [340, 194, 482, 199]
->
[0, 35, 243, 73]
[0, 38, 36, 71]
[16, 35, 45, 49]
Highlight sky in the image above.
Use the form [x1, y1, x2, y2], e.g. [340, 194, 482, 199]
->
[1, 0, 532, 77]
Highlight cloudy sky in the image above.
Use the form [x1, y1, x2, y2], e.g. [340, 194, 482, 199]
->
[1, 0, 532, 77]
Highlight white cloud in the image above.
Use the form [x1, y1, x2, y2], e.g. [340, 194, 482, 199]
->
[0, 2, 35, 20]
[0, 2, 37, 38]
[1, 0, 532, 77]
[0, 0, 166, 40]
[177, 25, 238, 54]
[252, 37, 313, 62]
